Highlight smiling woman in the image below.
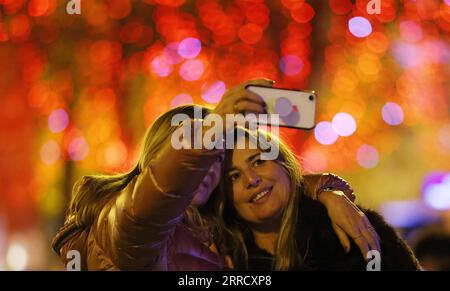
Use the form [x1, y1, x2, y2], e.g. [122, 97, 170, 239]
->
[225, 149, 291, 230]
[215, 127, 422, 271]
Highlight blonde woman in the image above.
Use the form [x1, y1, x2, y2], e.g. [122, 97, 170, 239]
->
[52, 79, 379, 270]
[216, 127, 421, 270]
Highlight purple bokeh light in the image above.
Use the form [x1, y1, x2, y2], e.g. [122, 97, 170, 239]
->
[421, 172, 450, 211]
[179, 59, 204, 81]
[392, 40, 450, 69]
[68, 137, 89, 161]
[163, 42, 184, 65]
[279, 55, 304, 76]
[332, 113, 356, 136]
[356, 144, 379, 168]
[399, 21, 423, 43]
[48, 109, 69, 133]
[201, 81, 226, 104]
[170, 94, 194, 108]
[379, 200, 437, 228]
[151, 55, 172, 77]
[178, 37, 202, 59]
[314, 121, 339, 145]
[423, 174, 450, 211]
[382, 102, 404, 126]
[348, 17, 372, 38]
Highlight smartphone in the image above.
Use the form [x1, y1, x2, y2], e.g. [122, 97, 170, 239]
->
[246, 85, 317, 130]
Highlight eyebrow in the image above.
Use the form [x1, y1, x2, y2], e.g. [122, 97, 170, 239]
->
[225, 152, 261, 174]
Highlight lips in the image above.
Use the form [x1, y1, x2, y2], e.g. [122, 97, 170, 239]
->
[249, 186, 273, 203]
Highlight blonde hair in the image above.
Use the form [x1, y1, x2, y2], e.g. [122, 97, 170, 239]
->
[215, 127, 303, 270]
[67, 105, 212, 228]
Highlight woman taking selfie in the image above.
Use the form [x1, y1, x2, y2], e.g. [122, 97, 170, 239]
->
[52, 79, 380, 270]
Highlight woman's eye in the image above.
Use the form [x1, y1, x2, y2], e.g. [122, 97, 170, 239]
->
[253, 158, 265, 167]
[228, 173, 240, 182]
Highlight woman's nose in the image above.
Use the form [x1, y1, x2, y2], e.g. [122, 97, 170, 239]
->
[245, 172, 262, 189]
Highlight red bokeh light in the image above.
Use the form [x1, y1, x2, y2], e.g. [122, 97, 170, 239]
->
[374, 0, 398, 23]
[229, 42, 255, 62]
[216, 54, 241, 84]
[329, 0, 353, 15]
[238, 23, 263, 45]
[291, 3, 315, 24]
[28, 0, 49, 17]
[120, 21, 145, 44]
[0, 22, 9, 42]
[38, 20, 59, 44]
[212, 26, 237, 45]
[9, 14, 31, 42]
[1, 0, 26, 15]
[281, 0, 305, 11]
[154, 0, 187, 7]
[86, 2, 109, 27]
[287, 22, 312, 39]
[416, 0, 440, 20]
[109, 0, 132, 20]
[281, 37, 311, 57]
[89, 41, 123, 67]
[245, 3, 270, 29]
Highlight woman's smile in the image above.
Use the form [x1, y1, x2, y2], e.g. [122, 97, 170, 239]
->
[249, 185, 273, 204]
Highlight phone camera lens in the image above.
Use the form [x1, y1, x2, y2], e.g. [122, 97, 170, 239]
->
[309, 95, 314, 101]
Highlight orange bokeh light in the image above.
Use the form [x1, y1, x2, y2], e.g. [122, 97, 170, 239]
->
[366, 31, 390, 54]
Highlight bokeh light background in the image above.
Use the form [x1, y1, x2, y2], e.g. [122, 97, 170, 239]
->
[0, 0, 449, 270]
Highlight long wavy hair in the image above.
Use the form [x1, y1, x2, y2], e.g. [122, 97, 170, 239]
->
[67, 105, 213, 233]
[213, 127, 303, 270]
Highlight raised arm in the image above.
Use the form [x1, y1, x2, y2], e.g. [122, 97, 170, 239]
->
[92, 134, 222, 270]
[91, 79, 273, 270]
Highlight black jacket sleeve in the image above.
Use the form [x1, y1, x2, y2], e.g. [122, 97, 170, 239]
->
[298, 196, 422, 271]
[364, 209, 422, 271]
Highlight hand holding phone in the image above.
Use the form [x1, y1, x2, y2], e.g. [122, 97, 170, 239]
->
[246, 85, 317, 130]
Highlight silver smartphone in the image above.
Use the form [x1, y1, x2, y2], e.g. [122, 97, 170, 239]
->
[246, 85, 317, 130]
